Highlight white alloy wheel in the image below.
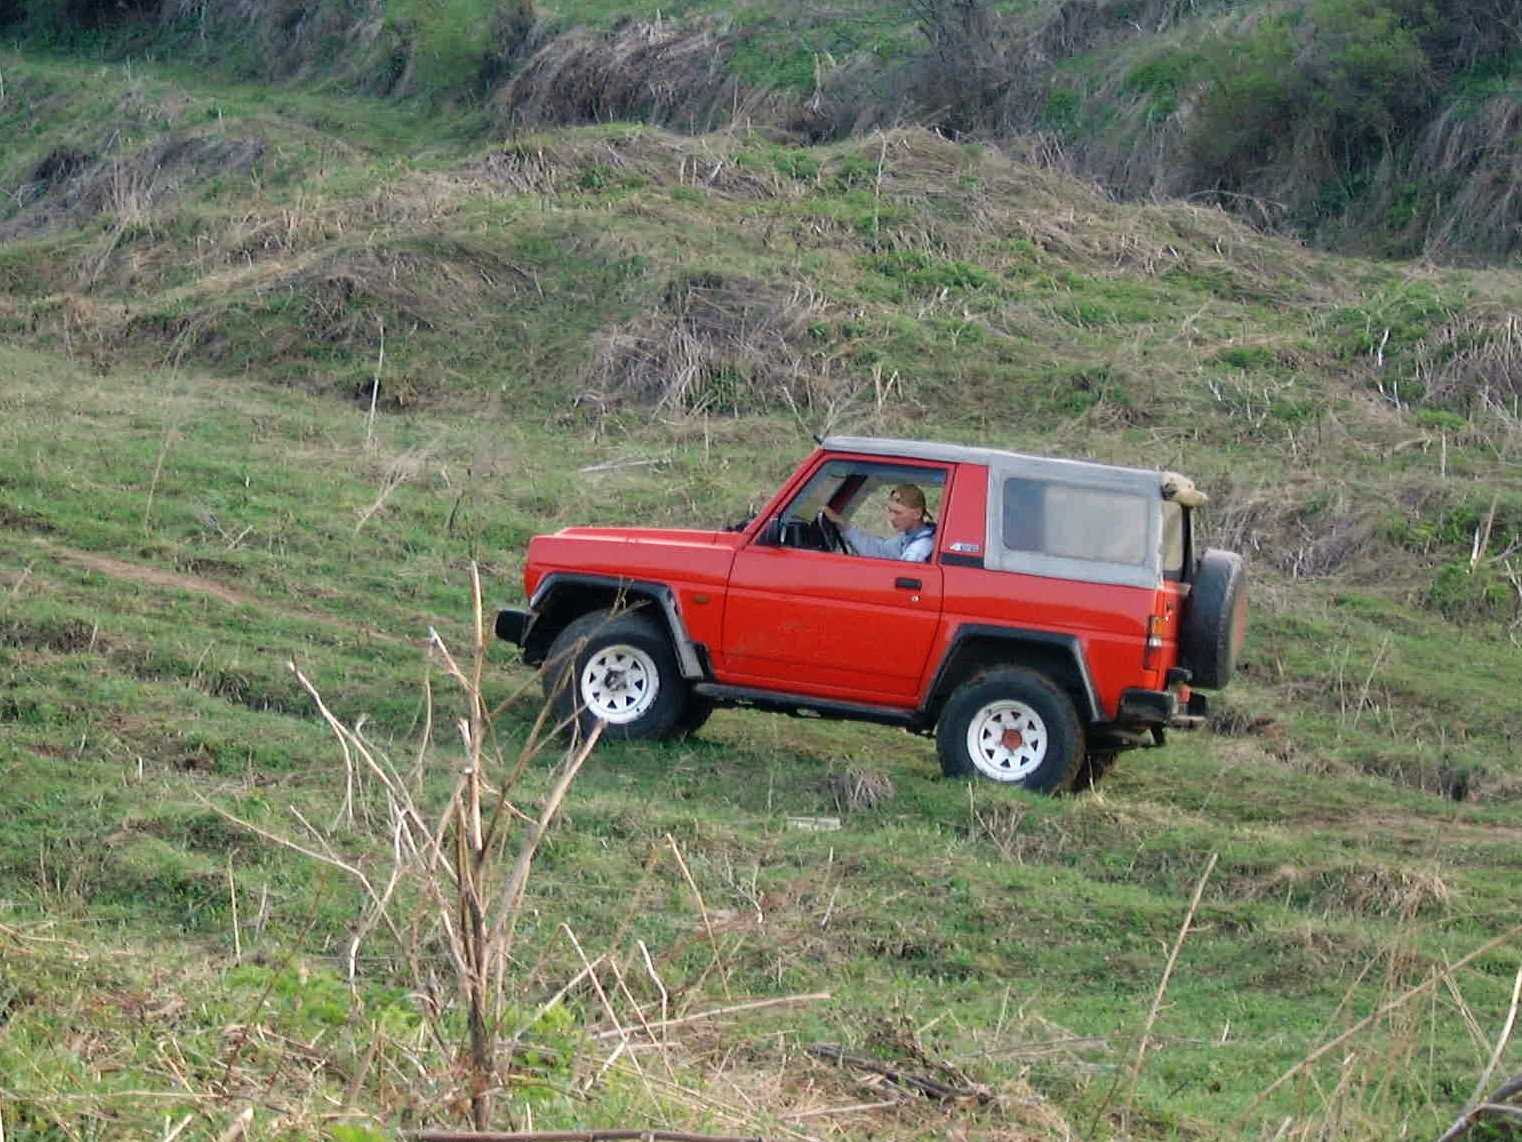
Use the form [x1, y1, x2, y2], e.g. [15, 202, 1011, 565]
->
[964, 698, 1049, 782]
[579, 642, 661, 724]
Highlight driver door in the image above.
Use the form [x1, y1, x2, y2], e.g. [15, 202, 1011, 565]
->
[718, 460, 947, 705]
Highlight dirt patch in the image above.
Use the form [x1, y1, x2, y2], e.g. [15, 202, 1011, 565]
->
[1294, 808, 1522, 848]
[51, 545, 412, 646]
[61, 548, 253, 608]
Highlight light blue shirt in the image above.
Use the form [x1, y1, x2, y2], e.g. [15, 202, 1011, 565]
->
[842, 522, 936, 562]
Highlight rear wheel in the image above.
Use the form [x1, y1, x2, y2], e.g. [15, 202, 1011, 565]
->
[936, 668, 1083, 793]
[543, 609, 687, 742]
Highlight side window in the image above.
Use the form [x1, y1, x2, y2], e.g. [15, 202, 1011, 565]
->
[1002, 479, 1044, 552]
[768, 460, 947, 554]
[1001, 479, 1150, 566]
[1161, 502, 1187, 580]
[783, 468, 844, 522]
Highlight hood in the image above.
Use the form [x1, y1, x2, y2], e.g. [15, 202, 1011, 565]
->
[551, 526, 742, 545]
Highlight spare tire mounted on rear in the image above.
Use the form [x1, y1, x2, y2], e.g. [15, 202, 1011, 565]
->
[1180, 548, 1246, 690]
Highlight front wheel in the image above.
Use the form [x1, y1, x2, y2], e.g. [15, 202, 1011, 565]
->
[542, 609, 687, 742]
[936, 669, 1083, 793]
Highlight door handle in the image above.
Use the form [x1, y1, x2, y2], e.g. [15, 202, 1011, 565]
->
[895, 577, 923, 590]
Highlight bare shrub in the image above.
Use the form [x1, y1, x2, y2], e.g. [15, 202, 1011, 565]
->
[212, 566, 599, 1130]
[899, 0, 1195, 138]
[583, 271, 868, 421]
[904, 0, 1025, 135]
[158, 0, 393, 84]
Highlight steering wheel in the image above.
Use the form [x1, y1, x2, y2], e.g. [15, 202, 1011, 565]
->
[815, 510, 849, 554]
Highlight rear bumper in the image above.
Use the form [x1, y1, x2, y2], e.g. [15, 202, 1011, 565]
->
[496, 608, 532, 646]
[1117, 687, 1209, 729]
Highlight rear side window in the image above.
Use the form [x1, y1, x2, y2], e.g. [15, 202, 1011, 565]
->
[1162, 501, 1187, 580]
[1001, 478, 1150, 566]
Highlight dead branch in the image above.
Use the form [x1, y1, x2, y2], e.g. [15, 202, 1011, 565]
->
[1124, 850, 1218, 1117]
[1435, 1070, 1522, 1142]
[804, 1043, 991, 1102]
[1434, 961, 1522, 1142]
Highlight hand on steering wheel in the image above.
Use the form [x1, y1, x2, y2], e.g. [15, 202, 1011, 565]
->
[816, 509, 848, 554]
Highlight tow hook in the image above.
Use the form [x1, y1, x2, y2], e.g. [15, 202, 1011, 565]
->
[1167, 685, 1210, 729]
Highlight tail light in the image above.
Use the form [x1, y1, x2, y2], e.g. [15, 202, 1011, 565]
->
[1143, 614, 1166, 671]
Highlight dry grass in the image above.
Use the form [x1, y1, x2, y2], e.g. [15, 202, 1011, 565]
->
[1, 131, 267, 242]
[582, 271, 867, 422]
[1221, 861, 1453, 921]
[1413, 310, 1522, 428]
[1412, 97, 1522, 261]
[1208, 476, 1391, 583]
[497, 20, 776, 134]
[826, 769, 897, 812]
[476, 130, 801, 201]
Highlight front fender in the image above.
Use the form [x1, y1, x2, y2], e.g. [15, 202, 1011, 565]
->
[515, 573, 707, 680]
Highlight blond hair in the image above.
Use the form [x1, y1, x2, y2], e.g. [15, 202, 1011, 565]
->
[890, 483, 932, 522]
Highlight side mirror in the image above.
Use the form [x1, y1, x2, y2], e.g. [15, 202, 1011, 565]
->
[759, 516, 784, 546]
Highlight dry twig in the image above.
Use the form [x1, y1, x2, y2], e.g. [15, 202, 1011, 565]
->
[592, 993, 832, 1041]
[804, 1043, 989, 1102]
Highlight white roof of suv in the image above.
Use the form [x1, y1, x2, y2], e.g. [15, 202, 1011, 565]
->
[822, 436, 1171, 497]
[821, 435, 1202, 588]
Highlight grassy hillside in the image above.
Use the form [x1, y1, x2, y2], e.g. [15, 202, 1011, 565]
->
[2, 42, 1522, 1142]
[4, 0, 1522, 258]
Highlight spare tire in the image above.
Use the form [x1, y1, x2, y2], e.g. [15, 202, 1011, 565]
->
[1180, 548, 1246, 690]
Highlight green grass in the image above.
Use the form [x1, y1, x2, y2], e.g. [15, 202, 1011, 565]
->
[4, 40, 1522, 1141]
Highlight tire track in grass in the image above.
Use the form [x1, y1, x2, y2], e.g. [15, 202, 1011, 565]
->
[49, 544, 415, 647]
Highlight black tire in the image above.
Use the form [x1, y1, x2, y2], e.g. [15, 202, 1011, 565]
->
[1180, 548, 1247, 690]
[935, 668, 1084, 793]
[542, 609, 687, 743]
[1076, 750, 1119, 791]
[672, 694, 715, 739]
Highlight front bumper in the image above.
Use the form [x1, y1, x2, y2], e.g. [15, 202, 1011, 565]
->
[495, 608, 532, 646]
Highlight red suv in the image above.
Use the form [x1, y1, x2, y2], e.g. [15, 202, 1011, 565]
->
[497, 436, 1245, 791]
